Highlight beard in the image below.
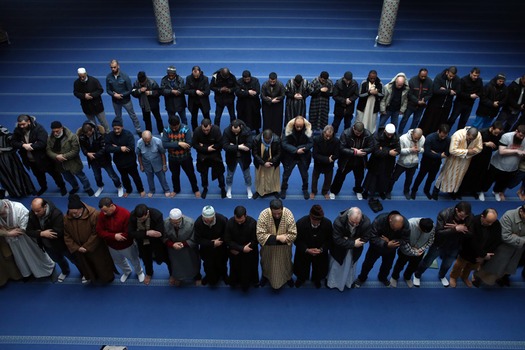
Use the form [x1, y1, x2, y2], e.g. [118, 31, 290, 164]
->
[513, 134, 524, 146]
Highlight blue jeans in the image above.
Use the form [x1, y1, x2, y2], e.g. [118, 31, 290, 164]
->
[62, 170, 92, 192]
[414, 245, 458, 279]
[379, 110, 400, 130]
[226, 160, 252, 187]
[145, 170, 170, 193]
[398, 106, 424, 134]
[91, 162, 122, 188]
[112, 100, 142, 133]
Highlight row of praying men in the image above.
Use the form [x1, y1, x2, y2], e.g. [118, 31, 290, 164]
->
[73, 61, 525, 140]
[3, 111, 525, 206]
[1, 197, 523, 290]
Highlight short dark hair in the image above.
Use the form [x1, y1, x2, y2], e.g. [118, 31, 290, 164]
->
[134, 204, 148, 217]
[17, 114, 31, 123]
[98, 197, 113, 209]
[234, 205, 246, 218]
[269, 199, 283, 210]
[168, 115, 181, 126]
[470, 67, 481, 74]
[320, 71, 329, 79]
[455, 201, 472, 216]
[438, 123, 450, 134]
[269, 72, 277, 80]
[491, 120, 504, 131]
[419, 218, 434, 233]
[201, 118, 212, 127]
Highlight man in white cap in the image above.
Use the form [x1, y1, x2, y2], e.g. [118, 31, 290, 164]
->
[363, 123, 400, 202]
[194, 205, 229, 286]
[163, 208, 201, 286]
[73, 67, 110, 132]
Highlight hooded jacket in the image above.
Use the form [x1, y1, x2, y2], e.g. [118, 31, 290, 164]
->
[77, 121, 111, 167]
[380, 73, 409, 114]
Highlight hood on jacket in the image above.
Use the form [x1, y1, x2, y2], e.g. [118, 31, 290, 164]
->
[387, 72, 409, 88]
[284, 117, 313, 137]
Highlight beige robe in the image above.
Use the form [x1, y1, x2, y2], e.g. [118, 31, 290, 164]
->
[257, 207, 297, 289]
[435, 127, 483, 193]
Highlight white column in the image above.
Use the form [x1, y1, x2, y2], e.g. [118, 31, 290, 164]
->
[376, 0, 400, 46]
[152, 0, 174, 44]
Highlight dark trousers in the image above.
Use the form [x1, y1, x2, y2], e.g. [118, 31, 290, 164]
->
[201, 248, 228, 285]
[190, 104, 210, 131]
[142, 107, 164, 134]
[199, 166, 225, 190]
[281, 159, 309, 191]
[214, 103, 236, 127]
[389, 164, 417, 193]
[391, 250, 424, 280]
[116, 164, 144, 194]
[411, 159, 441, 193]
[91, 162, 121, 188]
[330, 162, 365, 194]
[485, 164, 517, 193]
[30, 161, 65, 190]
[414, 245, 458, 279]
[358, 245, 397, 282]
[169, 156, 199, 193]
[311, 167, 333, 195]
[293, 251, 329, 282]
[46, 246, 78, 275]
[332, 110, 353, 134]
[447, 102, 474, 131]
[137, 242, 171, 277]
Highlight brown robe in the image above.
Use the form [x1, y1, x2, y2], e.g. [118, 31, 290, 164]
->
[64, 203, 115, 283]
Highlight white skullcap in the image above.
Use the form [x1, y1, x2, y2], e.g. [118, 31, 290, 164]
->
[202, 205, 215, 218]
[77, 67, 87, 74]
[385, 123, 396, 134]
[169, 208, 182, 220]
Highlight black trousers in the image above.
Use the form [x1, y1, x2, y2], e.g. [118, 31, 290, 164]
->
[117, 164, 144, 194]
[293, 251, 329, 282]
[358, 244, 397, 282]
[169, 156, 199, 193]
[281, 159, 309, 191]
[391, 250, 424, 280]
[411, 158, 441, 193]
[330, 162, 365, 195]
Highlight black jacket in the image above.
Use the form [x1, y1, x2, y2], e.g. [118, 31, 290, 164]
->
[312, 134, 340, 172]
[160, 74, 186, 113]
[330, 209, 371, 265]
[455, 74, 484, 107]
[73, 75, 105, 115]
[476, 76, 508, 118]
[105, 129, 138, 168]
[252, 133, 281, 169]
[11, 116, 52, 168]
[222, 121, 253, 171]
[77, 121, 111, 167]
[333, 78, 359, 113]
[337, 127, 374, 169]
[210, 70, 238, 106]
[185, 74, 211, 112]
[26, 200, 67, 253]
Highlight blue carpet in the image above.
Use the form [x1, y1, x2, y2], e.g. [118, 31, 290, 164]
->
[1, 0, 525, 349]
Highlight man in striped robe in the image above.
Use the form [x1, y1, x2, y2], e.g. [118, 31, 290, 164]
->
[256, 199, 297, 289]
[432, 127, 482, 199]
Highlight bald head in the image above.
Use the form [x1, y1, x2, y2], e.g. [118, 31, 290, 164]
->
[347, 207, 362, 227]
[412, 128, 423, 142]
[141, 130, 152, 143]
[294, 116, 305, 132]
[31, 198, 47, 218]
[389, 214, 404, 231]
[481, 208, 498, 226]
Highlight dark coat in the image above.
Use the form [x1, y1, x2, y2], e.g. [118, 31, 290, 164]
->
[332, 78, 359, 115]
[455, 74, 484, 107]
[330, 209, 371, 265]
[192, 124, 225, 176]
[224, 215, 259, 287]
[105, 129, 138, 168]
[222, 120, 253, 171]
[73, 75, 105, 115]
[407, 74, 433, 108]
[160, 74, 186, 113]
[337, 127, 374, 170]
[128, 207, 169, 265]
[11, 116, 52, 169]
[77, 121, 112, 167]
[459, 214, 502, 263]
[312, 133, 340, 172]
[26, 200, 67, 254]
[131, 77, 161, 110]
[281, 118, 313, 165]
[210, 70, 238, 106]
[476, 76, 508, 118]
[252, 133, 281, 169]
[366, 128, 400, 173]
[185, 73, 211, 113]
[368, 211, 410, 250]
[356, 77, 383, 113]
[235, 76, 261, 131]
[427, 69, 461, 110]
[210, 69, 238, 106]
[433, 206, 474, 251]
[194, 213, 229, 282]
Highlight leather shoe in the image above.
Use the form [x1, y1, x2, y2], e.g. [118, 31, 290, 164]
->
[295, 279, 304, 288]
[280, 190, 287, 199]
[303, 190, 309, 200]
[221, 187, 227, 198]
[424, 190, 432, 200]
[287, 279, 294, 288]
[252, 192, 260, 199]
[410, 191, 416, 200]
[60, 187, 68, 196]
[201, 188, 208, 199]
[37, 186, 48, 196]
